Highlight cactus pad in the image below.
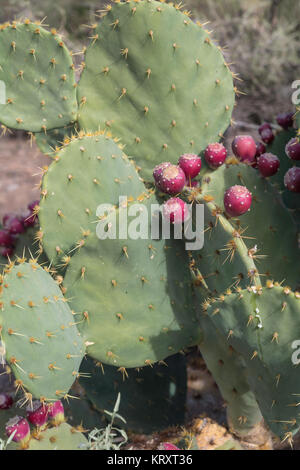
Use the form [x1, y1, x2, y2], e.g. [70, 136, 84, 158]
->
[62, 196, 201, 368]
[79, 354, 187, 434]
[77, 0, 235, 180]
[0, 22, 77, 132]
[0, 261, 85, 400]
[206, 286, 300, 439]
[39, 133, 146, 264]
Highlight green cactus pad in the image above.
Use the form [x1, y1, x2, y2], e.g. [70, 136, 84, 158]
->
[0, 261, 85, 400]
[77, 0, 235, 181]
[39, 133, 146, 265]
[199, 314, 262, 436]
[0, 21, 77, 132]
[200, 163, 300, 290]
[79, 354, 187, 434]
[206, 286, 300, 439]
[35, 124, 77, 156]
[63, 195, 201, 368]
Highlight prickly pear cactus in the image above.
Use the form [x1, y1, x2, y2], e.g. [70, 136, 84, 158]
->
[0, 21, 77, 132]
[7, 423, 88, 450]
[0, 261, 85, 400]
[79, 354, 187, 434]
[204, 286, 300, 440]
[199, 163, 300, 290]
[35, 124, 77, 156]
[77, 0, 235, 180]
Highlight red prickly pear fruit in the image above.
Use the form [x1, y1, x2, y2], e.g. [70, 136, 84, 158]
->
[153, 162, 171, 188]
[284, 167, 300, 193]
[285, 138, 300, 161]
[0, 393, 13, 409]
[28, 200, 40, 212]
[232, 135, 256, 163]
[47, 400, 65, 425]
[260, 128, 274, 145]
[257, 153, 280, 177]
[159, 165, 186, 195]
[6, 416, 30, 446]
[3, 214, 25, 235]
[163, 443, 180, 451]
[276, 112, 294, 130]
[190, 180, 200, 188]
[26, 400, 48, 429]
[21, 211, 36, 228]
[255, 142, 266, 158]
[0, 229, 14, 247]
[224, 185, 252, 217]
[178, 153, 202, 178]
[258, 122, 272, 134]
[204, 143, 227, 169]
[162, 198, 189, 224]
[0, 247, 14, 258]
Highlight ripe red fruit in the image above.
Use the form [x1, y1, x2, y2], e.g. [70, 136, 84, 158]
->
[163, 443, 180, 451]
[258, 122, 272, 134]
[190, 180, 200, 188]
[260, 128, 274, 144]
[3, 214, 25, 234]
[0, 229, 14, 247]
[255, 142, 266, 158]
[28, 200, 40, 212]
[6, 416, 30, 446]
[0, 393, 13, 409]
[178, 154, 202, 179]
[162, 198, 189, 224]
[47, 400, 65, 425]
[224, 185, 252, 217]
[276, 112, 294, 130]
[27, 400, 48, 428]
[284, 167, 300, 193]
[285, 138, 300, 161]
[158, 165, 186, 195]
[204, 143, 227, 169]
[22, 211, 36, 228]
[258, 153, 280, 177]
[153, 162, 171, 188]
[232, 135, 256, 163]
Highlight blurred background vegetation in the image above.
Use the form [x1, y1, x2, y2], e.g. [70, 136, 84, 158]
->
[1, 0, 299, 123]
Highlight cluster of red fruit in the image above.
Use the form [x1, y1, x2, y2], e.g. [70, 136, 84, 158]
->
[0, 392, 65, 447]
[0, 200, 39, 259]
[153, 112, 299, 223]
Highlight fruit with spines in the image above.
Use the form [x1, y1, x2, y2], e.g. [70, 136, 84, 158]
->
[0, 394, 13, 410]
[26, 401, 48, 429]
[6, 416, 30, 447]
[276, 112, 294, 130]
[47, 400, 65, 426]
[178, 154, 202, 179]
[284, 167, 300, 193]
[158, 165, 186, 195]
[224, 185, 252, 217]
[153, 162, 171, 189]
[257, 153, 280, 177]
[232, 136, 256, 164]
[258, 122, 272, 134]
[286, 137, 300, 161]
[260, 128, 274, 145]
[204, 143, 227, 169]
[162, 198, 189, 224]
